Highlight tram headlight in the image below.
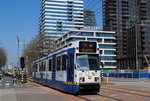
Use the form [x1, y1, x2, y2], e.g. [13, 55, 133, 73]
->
[79, 77, 85, 82]
[95, 77, 99, 81]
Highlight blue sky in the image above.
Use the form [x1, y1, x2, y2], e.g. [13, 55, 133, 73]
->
[84, 0, 103, 28]
[0, 0, 102, 66]
[0, 0, 39, 66]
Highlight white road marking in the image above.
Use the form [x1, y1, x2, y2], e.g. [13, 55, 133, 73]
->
[6, 83, 10, 86]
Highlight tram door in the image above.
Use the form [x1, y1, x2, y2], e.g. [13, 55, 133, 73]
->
[68, 53, 74, 84]
[40, 62, 44, 80]
[67, 53, 74, 91]
[52, 56, 56, 82]
[33, 64, 37, 79]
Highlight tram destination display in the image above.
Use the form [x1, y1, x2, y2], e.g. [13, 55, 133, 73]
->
[79, 41, 96, 52]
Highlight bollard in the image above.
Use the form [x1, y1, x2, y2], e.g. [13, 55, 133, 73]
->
[106, 73, 109, 85]
[106, 77, 108, 84]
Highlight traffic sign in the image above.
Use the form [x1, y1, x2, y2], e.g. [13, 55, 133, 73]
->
[106, 73, 109, 77]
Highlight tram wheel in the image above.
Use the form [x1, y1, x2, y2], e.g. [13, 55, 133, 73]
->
[75, 92, 79, 96]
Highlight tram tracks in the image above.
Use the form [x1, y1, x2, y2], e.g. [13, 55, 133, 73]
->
[29, 80, 150, 101]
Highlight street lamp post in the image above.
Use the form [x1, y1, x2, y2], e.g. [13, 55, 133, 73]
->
[17, 36, 20, 67]
[131, 20, 139, 71]
[135, 23, 138, 71]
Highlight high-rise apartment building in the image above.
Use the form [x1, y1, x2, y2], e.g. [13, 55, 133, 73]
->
[126, 20, 150, 70]
[103, 0, 150, 69]
[55, 29, 116, 69]
[83, 9, 97, 27]
[39, 0, 84, 54]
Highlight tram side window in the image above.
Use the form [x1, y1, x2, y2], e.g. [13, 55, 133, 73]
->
[68, 54, 73, 81]
[33, 64, 35, 71]
[52, 58, 55, 73]
[39, 62, 42, 71]
[69, 54, 72, 69]
[62, 55, 67, 70]
[35, 64, 37, 72]
[43, 61, 46, 71]
[37, 63, 40, 72]
[49, 59, 52, 71]
[57, 56, 61, 71]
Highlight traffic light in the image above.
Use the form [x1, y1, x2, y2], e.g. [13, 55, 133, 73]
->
[20, 57, 25, 69]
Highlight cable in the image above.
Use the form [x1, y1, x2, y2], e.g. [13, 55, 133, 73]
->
[94, 7, 102, 13]
[84, 0, 92, 6]
[84, 0, 102, 18]
[87, 0, 101, 10]
[84, 0, 96, 9]
[84, 0, 102, 28]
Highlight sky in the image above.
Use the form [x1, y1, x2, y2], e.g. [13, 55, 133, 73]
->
[0, 0, 39, 66]
[0, 0, 102, 66]
[84, 0, 103, 28]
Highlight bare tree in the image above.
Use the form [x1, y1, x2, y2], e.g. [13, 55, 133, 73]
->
[0, 46, 7, 68]
[23, 35, 42, 75]
[22, 34, 56, 74]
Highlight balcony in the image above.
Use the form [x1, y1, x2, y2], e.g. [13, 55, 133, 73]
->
[142, 40, 146, 42]
[140, 8, 147, 11]
[122, 11, 129, 14]
[110, 14, 116, 17]
[122, 7, 128, 10]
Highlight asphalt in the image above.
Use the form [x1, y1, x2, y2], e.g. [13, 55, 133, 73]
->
[108, 77, 150, 90]
[1, 76, 150, 101]
[0, 76, 67, 101]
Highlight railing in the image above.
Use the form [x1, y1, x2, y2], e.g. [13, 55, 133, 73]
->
[102, 69, 150, 79]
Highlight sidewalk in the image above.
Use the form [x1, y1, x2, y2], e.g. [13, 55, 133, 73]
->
[106, 77, 150, 90]
[0, 88, 17, 101]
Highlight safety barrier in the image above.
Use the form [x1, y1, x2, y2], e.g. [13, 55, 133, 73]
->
[104, 73, 150, 78]
[148, 74, 150, 78]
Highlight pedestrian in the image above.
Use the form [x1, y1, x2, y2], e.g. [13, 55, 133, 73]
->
[13, 74, 17, 84]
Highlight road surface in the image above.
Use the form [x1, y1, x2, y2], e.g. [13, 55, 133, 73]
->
[0, 77, 150, 101]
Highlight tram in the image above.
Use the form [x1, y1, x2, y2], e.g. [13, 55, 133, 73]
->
[32, 41, 101, 94]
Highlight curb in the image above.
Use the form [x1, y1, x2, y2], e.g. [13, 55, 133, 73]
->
[101, 82, 115, 85]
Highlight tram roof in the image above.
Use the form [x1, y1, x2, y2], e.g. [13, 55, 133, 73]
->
[33, 40, 98, 63]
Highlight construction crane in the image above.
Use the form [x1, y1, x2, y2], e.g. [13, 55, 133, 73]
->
[139, 50, 150, 69]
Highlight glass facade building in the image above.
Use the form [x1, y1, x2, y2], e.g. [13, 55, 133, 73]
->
[39, 0, 84, 54]
[103, 0, 150, 69]
[83, 9, 97, 27]
[55, 30, 116, 69]
[126, 20, 150, 69]
[39, 0, 84, 38]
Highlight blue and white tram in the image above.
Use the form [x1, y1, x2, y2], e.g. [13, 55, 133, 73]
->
[32, 41, 101, 94]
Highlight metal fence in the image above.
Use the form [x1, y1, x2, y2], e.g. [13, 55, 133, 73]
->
[103, 69, 150, 78]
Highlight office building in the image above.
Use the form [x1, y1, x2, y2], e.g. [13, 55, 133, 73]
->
[103, 0, 150, 69]
[55, 29, 116, 69]
[84, 9, 97, 27]
[125, 20, 150, 70]
[39, 0, 84, 54]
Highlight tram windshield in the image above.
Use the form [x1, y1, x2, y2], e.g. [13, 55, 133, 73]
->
[76, 54, 100, 70]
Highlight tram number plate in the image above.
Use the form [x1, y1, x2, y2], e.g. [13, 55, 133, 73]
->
[88, 76, 92, 79]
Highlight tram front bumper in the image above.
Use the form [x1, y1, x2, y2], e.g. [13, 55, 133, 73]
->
[79, 83, 100, 91]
